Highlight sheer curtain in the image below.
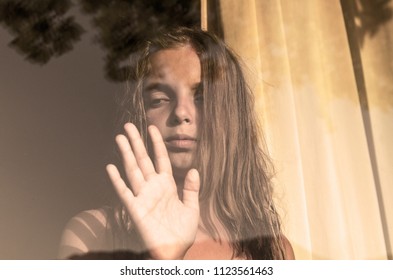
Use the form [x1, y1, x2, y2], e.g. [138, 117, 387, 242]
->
[204, 0, 393, 259]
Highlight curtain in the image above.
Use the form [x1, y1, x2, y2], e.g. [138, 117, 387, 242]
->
[205, 0, 393, 259]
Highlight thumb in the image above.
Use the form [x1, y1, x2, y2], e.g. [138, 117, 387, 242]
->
[182, 168, 200, 211]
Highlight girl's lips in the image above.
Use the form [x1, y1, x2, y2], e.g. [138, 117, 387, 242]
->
[165, 135, 197, 150]
[166, 139, 196, 149]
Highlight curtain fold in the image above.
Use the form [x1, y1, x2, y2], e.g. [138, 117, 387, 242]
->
[210, 0, 393, 259]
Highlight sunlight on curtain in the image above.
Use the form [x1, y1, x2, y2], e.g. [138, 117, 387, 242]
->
[209, 0, 393, 259]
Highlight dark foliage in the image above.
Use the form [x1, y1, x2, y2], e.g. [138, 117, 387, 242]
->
[0, 0, 200, 82]
[0, 0, 84, 64]
[79, 0, 200, 81]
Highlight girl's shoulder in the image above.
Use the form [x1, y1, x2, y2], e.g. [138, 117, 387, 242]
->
[282, 236, 295, 259]
[58, 207, 113, 259]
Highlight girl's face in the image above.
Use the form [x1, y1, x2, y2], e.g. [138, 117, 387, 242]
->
[143, 44, 202, 179]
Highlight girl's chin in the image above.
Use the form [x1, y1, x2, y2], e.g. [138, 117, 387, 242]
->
[171, 163, 195, 180]
[169, 154, 195, 170]
[172, 165, 194, 179]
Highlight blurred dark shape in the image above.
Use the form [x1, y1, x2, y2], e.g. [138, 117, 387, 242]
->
[69, 250, 150, 260]
[353, 0, 393, 46]
[0, 0, 84, 64]
[78, 0, 200, 81]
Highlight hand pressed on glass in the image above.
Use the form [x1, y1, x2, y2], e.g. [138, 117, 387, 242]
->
[106, 123, 200, 260]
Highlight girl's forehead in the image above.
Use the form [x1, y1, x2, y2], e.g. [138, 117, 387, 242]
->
[149, 44, 197, 61]
[147, 45, 201, 77]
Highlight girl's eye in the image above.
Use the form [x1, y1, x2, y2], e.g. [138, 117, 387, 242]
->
[195, 93, 204, 103]
[194, 83, 204, 103]
[149, 97, 170, 107]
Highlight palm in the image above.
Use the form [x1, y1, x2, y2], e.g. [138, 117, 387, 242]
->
[106, 123, 200, 259]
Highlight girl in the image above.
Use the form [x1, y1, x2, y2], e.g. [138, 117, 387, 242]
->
[59, 27, 294, 260]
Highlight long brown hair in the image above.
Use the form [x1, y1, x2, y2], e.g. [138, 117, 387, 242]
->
[114, 27, 285, 259]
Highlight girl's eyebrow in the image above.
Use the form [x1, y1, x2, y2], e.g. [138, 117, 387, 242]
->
[144, 82, 170, 92]
[144, 82, 202, 93]
[143, 83, 174, 97]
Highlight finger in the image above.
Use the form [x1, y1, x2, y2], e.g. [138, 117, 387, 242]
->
[182, 169, 200, 211]
[148, 125, 172, 174]
[106, 164, 136, 205]
[115, 134, 145, 195]
[124, 123, 156, 179]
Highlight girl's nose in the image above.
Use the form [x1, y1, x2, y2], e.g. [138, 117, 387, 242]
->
[172, 97, 195, 125]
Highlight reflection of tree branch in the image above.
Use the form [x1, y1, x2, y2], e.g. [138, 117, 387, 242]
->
[79, 0, 200, 82]
[0, 0, 200, 82]
[0, 0, 84, 64]
[2, 1, 391, 81]
[353, 0, 392, 46]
